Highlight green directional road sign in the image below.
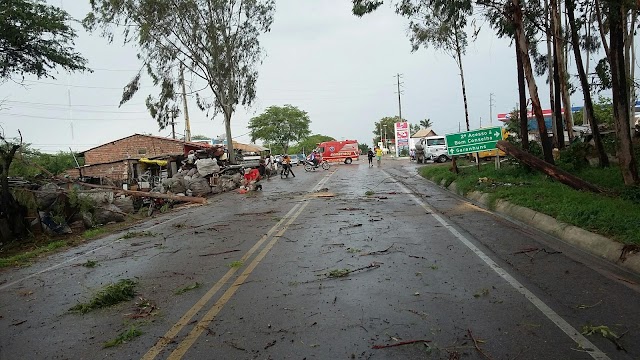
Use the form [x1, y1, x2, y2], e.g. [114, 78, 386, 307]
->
[445, 127, 503, 156]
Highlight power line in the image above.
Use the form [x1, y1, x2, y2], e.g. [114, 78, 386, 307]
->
[0, 112, 149, 121]
[13, 78, 156, 90]
[2, 102, 149, 114]
[1, 99, 144, 108]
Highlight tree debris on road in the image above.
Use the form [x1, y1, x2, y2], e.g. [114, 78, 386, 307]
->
[372, 339, 431, 349]
[360, 244, 394, 256]
[338, 223, 362, 232]
[199, 249, 241, 257]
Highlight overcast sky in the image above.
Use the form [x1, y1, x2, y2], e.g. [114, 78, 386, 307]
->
[0, 0, 622, 153]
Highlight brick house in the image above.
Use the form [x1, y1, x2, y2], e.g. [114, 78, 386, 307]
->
[67, 134, 210, 185]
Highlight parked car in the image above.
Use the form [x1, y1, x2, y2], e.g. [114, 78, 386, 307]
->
[290, 155, 300, 166]
[296, 154, 306, 165]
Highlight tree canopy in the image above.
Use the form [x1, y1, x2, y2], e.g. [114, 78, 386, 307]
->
[84, 0, 275, 162]
[419, 118, 433, 128]
[0, 0, 89, 80]
[289, 134, 335, 155]
[1, 0, 88, 241]
[373, 116, 403, 145]
[248, 105, 312, 154]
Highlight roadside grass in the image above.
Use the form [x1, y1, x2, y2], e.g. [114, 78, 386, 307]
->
[121, 231, 155, 239]
[0, 240, 67, 268]
[103, 325, 143, 348]
[419, 161, 640, 245]
[83, 227, 109, 239]
[69, 279, 137, 314]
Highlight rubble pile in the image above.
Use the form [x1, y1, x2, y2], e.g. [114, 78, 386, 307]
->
[34, 184, 133, 235]
[159, 157, 242, 196]
[18, 149, 252, 237]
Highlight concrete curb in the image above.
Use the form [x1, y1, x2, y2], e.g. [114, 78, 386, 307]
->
[438, 181, 640, 275]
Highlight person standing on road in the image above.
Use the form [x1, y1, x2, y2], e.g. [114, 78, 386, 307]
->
[367, 149, 374, 167]
[282, 154, 295, 177]
[264, 151, 275, 179]
[375, 146, 383, 167]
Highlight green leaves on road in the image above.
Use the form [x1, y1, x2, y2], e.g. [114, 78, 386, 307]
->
[69, 279, 137, 314]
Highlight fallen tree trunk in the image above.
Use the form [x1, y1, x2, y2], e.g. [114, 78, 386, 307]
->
[496, 141, 604, 193]
[76, 182, 207, 204]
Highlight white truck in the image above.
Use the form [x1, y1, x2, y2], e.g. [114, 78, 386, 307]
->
[415, 136, 450, 163]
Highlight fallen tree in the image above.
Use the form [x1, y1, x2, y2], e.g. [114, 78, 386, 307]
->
[496, 140, 604, 194]
[76, 182, 207, 204]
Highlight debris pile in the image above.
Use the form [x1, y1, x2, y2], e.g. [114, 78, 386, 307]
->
[158, 153, 244, 196]
[31, 183, 133, 235]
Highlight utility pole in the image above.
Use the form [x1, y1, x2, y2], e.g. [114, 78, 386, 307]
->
[489, 93, 495, 126]
[180, 64, 192, 142]
[396, 73, 403, 122]
[395, 73, 404, 157]
[169, 110, 177, 139]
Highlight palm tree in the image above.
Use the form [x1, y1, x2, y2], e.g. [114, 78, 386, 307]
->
[419, 118, 433, 129]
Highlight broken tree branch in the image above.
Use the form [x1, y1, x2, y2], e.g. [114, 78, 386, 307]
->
[199, 249, 240, 257]
[372, 339, 431, 349]
[360, 243, 394, 256]
[338, 223, 362, 232]
[467, 329, 493, 360]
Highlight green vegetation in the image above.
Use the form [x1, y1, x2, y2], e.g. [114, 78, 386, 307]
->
[82, 260, 98, 268]
[365, 190, 375, 196]
[174, 282, 201, 295]
[121, 231, 155, 239]
[328, 269, 351, 278]
[83, 227, 108, 239]
[103, 325, 143, 348]
[289, 134, 335, 155]
[228, 260, 244, 268]
[581, 325, 619, 341]
[419, 160, 640, 245]
[0, 240, 66, 268]
[69, 279, 137, 314]
[248, 105, 312, 154]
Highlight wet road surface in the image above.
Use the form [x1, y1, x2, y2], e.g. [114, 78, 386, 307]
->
[1, 160, 639, 360]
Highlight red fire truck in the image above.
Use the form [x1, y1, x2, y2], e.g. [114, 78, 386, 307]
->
[314, 140, 360, 164]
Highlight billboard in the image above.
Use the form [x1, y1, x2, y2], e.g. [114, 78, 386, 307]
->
[395, 122, 409, 157]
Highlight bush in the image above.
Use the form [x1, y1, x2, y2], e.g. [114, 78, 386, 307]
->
[557, 142, 590, 172]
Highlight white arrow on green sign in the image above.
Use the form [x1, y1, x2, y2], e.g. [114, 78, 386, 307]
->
[445, 127, 503, 156]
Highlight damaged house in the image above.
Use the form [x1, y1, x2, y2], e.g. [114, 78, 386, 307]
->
[66, 134, 210, 189]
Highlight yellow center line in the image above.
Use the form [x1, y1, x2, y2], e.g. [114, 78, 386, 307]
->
[142, 168, 338, 360]
[141, 203, 303, 360]
[167, 201, 311, 359]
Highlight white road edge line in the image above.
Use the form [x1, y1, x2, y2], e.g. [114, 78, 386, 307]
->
[387, 172, 610, 360]
[0, 210, 193, 292]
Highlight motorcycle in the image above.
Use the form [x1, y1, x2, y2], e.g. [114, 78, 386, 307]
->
[281, 164, 292, 178]
[143, 196, 173, 216]
[303, 159, 330, 172]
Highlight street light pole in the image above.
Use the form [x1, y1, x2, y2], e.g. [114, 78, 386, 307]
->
[383, 125, 387, 152]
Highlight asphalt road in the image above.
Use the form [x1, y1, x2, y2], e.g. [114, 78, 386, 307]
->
[1, 159, 639, 360]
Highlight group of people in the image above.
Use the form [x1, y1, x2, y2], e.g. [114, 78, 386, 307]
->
[367, 147, 383, 167]
[258, 151, 307, 179]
